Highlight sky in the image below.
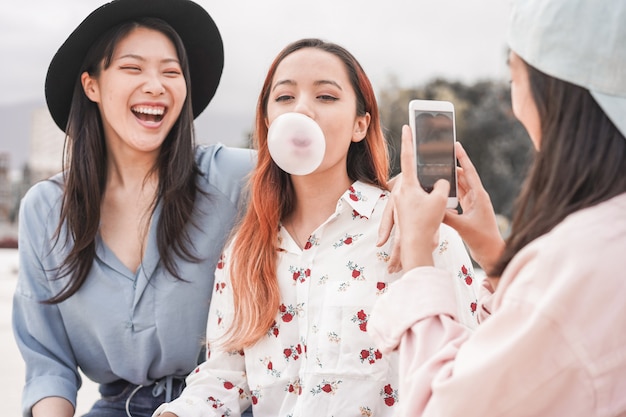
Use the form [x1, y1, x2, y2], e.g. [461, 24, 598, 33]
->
[0, 0, 513, 149]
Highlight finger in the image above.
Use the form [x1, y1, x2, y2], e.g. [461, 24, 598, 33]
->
[455, 142, 484, 190]
[400, 125, 419, 188]
[377, 195, 394, 246]
[387, 245, 402, 273]
[456, 168, 470, 200]
[387, 231, 403, 273]
[443, 208, 463, 230]
[432, 178, 451, 201]
[456, 166, 468, 191]
[389, 209, 403, 272]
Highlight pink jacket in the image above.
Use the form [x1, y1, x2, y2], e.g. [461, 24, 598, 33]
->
[369, 193, 626, 417]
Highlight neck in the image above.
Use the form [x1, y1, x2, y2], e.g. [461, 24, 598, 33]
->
[106, 150, 158, 191]
[285, 172, 353, 241]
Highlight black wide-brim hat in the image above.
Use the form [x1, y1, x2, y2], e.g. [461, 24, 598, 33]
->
[45, 0, 223, 133]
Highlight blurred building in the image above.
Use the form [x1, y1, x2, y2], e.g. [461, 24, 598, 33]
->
[0, 107, 64, 246]
[0, 153, 10, 222]
[28, 107, 64, 183]
[0, 152, 18, 246]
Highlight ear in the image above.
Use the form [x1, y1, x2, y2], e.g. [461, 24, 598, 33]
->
[81, 71, 100, 103]
[352, 112, 371, 143]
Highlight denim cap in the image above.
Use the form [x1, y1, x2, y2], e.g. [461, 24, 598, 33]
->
[508, 0, 626, 138]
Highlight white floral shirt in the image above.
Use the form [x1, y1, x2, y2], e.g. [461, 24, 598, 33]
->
[155, 181, 477, 417]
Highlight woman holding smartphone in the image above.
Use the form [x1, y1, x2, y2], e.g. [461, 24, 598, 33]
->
[370, 0, 626, 415]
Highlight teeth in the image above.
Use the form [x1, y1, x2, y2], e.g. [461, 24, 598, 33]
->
[132, 106, 165, 115]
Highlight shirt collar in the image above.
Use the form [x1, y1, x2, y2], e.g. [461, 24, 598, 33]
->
[277, 180, 387, 252]
[340, 180, 388, 220]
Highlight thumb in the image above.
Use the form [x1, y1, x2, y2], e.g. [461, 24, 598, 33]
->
[443, 209, 463, 230]
[432, 179, 450, 199]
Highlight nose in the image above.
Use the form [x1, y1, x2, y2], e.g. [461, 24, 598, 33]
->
[292, 97, 315, 119]
[142, 72, 165, 96]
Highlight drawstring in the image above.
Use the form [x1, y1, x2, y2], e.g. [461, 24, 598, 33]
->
[124, 375, 183, 417]
[125, 384, 143, 417]
[151, 375, 175, 402]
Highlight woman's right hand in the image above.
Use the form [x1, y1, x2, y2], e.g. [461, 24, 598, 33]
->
[443, 142, 505, 273]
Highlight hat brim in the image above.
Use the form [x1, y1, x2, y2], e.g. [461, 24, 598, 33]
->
[45, 0, 223, 133]
[591, 91, 626, 139]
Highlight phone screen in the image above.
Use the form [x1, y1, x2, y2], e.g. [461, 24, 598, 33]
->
[413, 110, 457, 196]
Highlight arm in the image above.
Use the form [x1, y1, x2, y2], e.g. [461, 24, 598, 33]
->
[12, 184, 81, 417]
[153, 247, 251, 417]
[370, 266, 592, 417]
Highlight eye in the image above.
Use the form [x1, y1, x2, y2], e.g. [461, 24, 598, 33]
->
[164, 68, 182, 77]
[275, 94, 294, 102]
[119, 65, 141, 72]
[318, 94, 338, 102]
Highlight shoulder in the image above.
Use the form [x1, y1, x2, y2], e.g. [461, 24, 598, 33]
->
[556, 192, 626, 243]
[498, 193, 626, 318]
[17, 175, 65, 268]
[495, 195, 626, 385]
[518, 193, 626, 272]
[194, 144, 256, 206]
[195, 143, 256, 182]
[20, 174, 64, 220]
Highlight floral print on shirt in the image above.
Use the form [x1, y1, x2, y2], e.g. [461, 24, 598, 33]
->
[170, 181, 478, 417]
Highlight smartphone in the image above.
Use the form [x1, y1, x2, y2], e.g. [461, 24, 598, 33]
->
[408, 99, 458, 208]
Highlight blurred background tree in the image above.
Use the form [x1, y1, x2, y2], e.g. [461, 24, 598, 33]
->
[379, 78, 533, 219]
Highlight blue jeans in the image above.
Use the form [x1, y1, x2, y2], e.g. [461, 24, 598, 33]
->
[82, 378, 185, 417]
[82, 378, 253, 417]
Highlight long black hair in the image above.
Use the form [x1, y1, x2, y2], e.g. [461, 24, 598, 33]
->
[48, 17, 202, 303]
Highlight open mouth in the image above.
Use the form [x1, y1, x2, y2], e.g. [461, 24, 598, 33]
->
[131, 105, 166, 123]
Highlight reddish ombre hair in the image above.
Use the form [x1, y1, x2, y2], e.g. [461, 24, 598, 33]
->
[223, 39, 389, 350]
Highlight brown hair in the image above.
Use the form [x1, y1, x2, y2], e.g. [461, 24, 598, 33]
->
[491, 59, 626, 277]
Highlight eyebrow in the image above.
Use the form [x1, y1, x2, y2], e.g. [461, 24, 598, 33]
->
[272, 79, 343, 91]
[116, 54, 180, 64]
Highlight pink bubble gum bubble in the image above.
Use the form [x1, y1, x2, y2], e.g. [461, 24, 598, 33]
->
[267, 113, 326, 176]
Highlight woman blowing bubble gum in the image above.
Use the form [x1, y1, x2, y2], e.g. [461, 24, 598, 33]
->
[154, 38, 478, 417]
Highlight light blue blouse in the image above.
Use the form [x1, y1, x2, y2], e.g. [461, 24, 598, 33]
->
[12, 144, 254, 416]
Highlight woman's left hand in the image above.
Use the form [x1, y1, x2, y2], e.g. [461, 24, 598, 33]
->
[392, 125, 449, 271]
